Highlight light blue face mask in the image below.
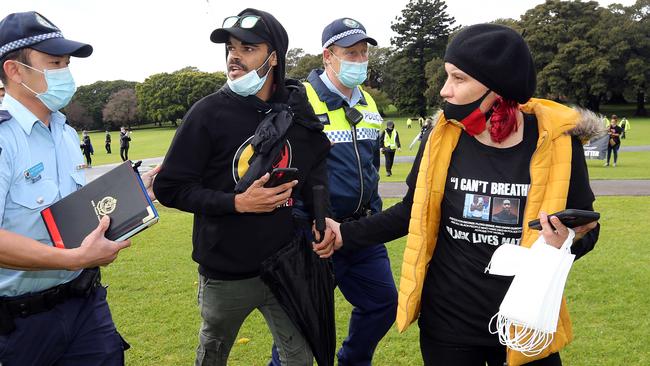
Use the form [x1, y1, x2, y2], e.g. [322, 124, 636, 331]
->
[227, 52, 274, 97]
[329, 52, 368, 88]
[18, 62, 77, 112]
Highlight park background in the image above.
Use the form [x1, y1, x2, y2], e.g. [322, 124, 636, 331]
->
[8, 0, 650, 364]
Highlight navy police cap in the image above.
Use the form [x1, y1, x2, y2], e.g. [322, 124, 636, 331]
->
[0, 11, 93, 59]
[322, 18, 377, 49]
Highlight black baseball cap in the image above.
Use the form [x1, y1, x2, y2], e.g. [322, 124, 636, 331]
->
[0, 11, 92, 59]
[210, 11, 273, 45]
[322, 18, 377, 48]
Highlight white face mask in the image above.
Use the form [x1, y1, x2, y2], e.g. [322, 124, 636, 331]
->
[226, 52, 274, 97]
[486, 230, 576, 356]
[327, 51, 368, 88]
[17, 61, 77, 111]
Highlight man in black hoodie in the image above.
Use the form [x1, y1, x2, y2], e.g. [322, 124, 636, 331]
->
[153, 9, 332, 366]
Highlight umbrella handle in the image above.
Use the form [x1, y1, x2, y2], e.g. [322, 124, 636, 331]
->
[313, 185, 327, 243]
[314, 229, 325, 244]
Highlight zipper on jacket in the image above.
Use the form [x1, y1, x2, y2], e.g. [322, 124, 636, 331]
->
[350, 124, 364, 214]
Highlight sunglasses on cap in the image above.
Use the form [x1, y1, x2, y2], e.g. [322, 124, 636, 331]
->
[222, 15, 262, 29]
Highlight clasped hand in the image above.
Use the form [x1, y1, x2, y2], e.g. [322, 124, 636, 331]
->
[311, 218, 343, 258]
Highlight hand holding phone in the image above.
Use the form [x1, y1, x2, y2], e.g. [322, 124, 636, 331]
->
[264, 168, 299, 188]
[528, 209, 600, 230]
[234, 168, 298, 213]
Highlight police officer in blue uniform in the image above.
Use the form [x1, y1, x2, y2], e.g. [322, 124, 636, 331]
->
[270, 18, 397, 366]
[0, 11, 134, 365]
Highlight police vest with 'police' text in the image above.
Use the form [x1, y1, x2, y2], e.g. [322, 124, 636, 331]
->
[303, 83, 382, 143]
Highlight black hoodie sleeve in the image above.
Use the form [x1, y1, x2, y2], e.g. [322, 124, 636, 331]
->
[339, 130, 431, 249]
[566, 135, 599, 260]
[153, 103, 236, 216]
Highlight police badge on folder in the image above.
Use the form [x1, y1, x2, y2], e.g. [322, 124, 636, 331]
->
[41, 161, 159, 249]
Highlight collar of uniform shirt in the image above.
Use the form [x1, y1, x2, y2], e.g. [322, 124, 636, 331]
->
[319, 70, 362, 108]
[1, 93, 65, 135]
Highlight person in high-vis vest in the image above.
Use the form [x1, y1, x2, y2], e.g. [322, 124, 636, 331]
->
[321, 24, 601, 366]
[619, 116, 630, 139]
[379, 120, 401, 176]
[270, 17, 397, 366]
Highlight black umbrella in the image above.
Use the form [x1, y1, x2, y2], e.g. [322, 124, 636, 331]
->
[260, 186, 335, 366]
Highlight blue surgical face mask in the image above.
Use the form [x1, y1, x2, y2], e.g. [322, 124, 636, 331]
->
[328, 51, 368, 88]
[227, 52, 274, 97]
[18, 62, 77, 112]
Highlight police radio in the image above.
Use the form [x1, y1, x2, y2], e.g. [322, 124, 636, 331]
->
[344, 107, 363, 127]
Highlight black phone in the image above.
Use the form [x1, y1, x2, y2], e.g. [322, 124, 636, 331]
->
[528, 209, 600, 230]
[264, 168, 299, 188]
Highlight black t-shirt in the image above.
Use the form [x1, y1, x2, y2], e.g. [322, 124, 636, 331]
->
[608, 125, 623, 145]
[418, 114, 594, 346]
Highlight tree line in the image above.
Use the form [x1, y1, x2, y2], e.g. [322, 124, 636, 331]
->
[65, 67, 226, 130]
[289, 0, 649, 117]
[65, 0, 649, 131]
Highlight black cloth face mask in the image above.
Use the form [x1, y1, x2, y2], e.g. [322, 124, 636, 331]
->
[442, 89, 492, 135]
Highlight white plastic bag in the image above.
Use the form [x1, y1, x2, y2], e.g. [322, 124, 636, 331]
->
[486, 230, 575, 356]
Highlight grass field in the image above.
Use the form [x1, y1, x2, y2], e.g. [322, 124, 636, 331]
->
[77, 126, 178, 166]
[102, 196, 650, 365]
[78, 107, 648, 171]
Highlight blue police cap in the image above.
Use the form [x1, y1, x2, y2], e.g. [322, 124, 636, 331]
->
[0, 11, 92, 59]
[322, 18, 377, 49]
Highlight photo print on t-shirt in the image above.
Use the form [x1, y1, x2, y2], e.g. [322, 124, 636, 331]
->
[491, 197, 520, 225]
[462, 194, 491, 221]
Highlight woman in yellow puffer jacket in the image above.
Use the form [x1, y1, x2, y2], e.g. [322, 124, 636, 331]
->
[317, 24, 601, 366]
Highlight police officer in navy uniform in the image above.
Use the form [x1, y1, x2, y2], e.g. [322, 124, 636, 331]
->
[271, 18, 397, 366]
[379, 120, 401, 177]
[0, 11, 136, 365]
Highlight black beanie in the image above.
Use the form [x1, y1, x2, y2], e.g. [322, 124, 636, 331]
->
[444, 24, 536, 104]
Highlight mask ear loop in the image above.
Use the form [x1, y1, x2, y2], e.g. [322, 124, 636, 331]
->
[255, 51, 275, 78]
[20, 81, 40, 96]
[488, 288, 558, 356]
[324, 49, 342, 80]
[14, 61, 45, 96]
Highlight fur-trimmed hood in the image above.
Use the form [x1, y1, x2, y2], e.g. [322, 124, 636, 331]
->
[569, 107, 607, 143]
[520, 98, 606, 144]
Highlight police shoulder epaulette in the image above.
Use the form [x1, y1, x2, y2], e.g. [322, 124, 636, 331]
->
[0, 109, 12, 124]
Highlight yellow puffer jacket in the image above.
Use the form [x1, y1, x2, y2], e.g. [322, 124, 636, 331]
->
[398, 98, 580, 365]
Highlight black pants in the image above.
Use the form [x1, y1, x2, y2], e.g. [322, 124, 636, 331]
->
[383, 150, 395, 175]
[105, 143, 111, 153]
[420, 336, 562, 366]
[607, 142, 620, 164]
[83, 152, 92, 166]
[120, 147, 129, 161]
